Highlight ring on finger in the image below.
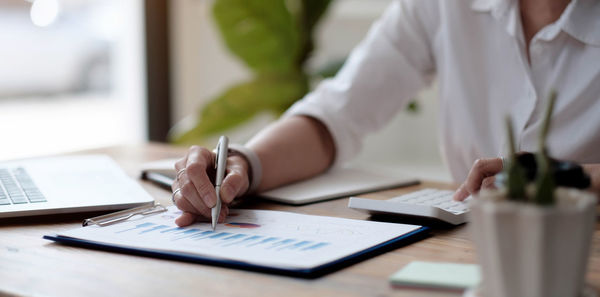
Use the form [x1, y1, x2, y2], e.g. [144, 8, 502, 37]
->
[171, 188, 182, 204]
[176, 168, 186, 181]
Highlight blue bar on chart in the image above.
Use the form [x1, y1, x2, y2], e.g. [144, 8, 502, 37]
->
[116, 222, 155, 234]
[160, 227, 184, 233]
[209, 232, 232, 239]
[278, 240, 312, 251]
[225, 235, 263, 247]
[268, 239, 295, 249]
[140, 225, 169, 234]
[221, 234, 258, 247]
[191, 231, 216, 240]
[173, 229, 202, 240]
[223, 234, 246, 241]
[242, 235, 263, 243]
[301, 242, 330, 251]
[248, 237, 278, 247]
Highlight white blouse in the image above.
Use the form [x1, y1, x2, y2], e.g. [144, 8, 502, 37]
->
[284, 0, 600, 182]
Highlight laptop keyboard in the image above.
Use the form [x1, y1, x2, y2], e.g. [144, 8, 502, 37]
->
[0, 167, 46, 205]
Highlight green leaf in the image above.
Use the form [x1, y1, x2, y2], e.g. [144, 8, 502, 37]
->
[505, 116, 527, 200]
[533, 90, 558, 205]
[538, 90, 556, 151]
[406, 100, 419, 113]
[507, 161, 528, 201]
[213, 0, 300, 74]
[295, 0, 332, 64]
[534, 152, 555, 205]
[299, 0, 332, 34]
[172, 74, 308, 145]
[173, 0, 334, 144]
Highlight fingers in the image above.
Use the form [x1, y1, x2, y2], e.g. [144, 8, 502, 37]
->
[175, 211, 197, 227]
[453, 158, 503, 201]
[171, 145, 249, 225]
[172, 187, 211, 217]
[220, 156, 250, 203]
[175, 205, 230, 227]
[172, 146, 215, 220]
[172, 157, 213, 217]
[185, 146, 217, 208]
[481, 176, 496, 190]
[453, 183, 470, 201]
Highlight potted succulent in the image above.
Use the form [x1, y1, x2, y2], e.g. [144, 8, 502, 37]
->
[467, 92, 598, 297]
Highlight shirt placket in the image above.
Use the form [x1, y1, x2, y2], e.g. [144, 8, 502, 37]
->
[499, 3, 538, 154]
[520, 22, 562, 153]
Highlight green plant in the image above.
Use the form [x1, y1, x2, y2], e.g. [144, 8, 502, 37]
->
[172, 0, 421, 145]
[172, 0, 332, 144]
[504, 91, 557, 204]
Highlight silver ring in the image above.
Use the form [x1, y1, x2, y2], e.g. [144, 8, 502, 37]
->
[171, 188, 181, 204]
[176, 168, 186, 181]
[500, 156, 507, 170]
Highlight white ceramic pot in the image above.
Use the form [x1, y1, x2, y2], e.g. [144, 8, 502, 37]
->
[469, 188, 597, 297]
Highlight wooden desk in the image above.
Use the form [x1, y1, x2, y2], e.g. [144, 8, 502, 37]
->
[1, 144, 598, 297]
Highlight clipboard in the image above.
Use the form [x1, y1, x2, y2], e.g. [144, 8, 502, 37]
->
[82, 203, 168, 227]
[44, 206, 430, 279]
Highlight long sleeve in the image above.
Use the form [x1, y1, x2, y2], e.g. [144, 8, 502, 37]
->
[284, 0, 438, 165]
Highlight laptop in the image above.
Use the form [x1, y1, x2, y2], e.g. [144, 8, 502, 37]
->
[259, 166, 419, 205]
[0, 155, 154, 218]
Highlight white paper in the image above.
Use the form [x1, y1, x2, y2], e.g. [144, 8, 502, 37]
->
[58, 206, 421, 269]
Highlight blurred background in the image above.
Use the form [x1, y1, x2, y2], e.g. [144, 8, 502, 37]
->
[0, 0, 145, 159]
[1, 0, 450, 182]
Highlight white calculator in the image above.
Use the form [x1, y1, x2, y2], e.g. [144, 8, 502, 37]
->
[348, 188, 470, 225]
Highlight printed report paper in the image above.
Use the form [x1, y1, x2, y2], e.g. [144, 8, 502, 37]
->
[53, 206, 422, 269]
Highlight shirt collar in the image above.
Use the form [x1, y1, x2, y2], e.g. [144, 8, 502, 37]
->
[471, 0, 520, 39]
[471, 0, 600, 47]
[470, 0, 513, 19]
[562, 0, 600, 46]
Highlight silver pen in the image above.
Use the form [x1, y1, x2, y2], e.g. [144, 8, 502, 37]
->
[212, 136, 228, 231]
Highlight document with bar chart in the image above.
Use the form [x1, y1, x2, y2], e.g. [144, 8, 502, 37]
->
[44, 206, 427, 277]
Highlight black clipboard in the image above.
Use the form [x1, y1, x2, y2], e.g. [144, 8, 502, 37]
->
[43, 204, 430, 278]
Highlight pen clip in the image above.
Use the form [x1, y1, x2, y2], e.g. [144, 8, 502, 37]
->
[82, 204, 167, 227]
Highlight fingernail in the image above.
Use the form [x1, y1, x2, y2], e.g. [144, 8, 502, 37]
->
[202, 193, 216, 208]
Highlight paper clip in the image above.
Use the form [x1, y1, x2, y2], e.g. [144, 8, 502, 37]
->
[82, 203, 167, 227]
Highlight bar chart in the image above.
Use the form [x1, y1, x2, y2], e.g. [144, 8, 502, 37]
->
[58, 206, 421, 269]
[114, 221, 331, 252]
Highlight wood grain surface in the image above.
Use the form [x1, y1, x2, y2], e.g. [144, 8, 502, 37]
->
[0, 143, 598, 297]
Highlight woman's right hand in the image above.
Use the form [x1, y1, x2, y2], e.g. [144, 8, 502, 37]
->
[453, 157, 504, 201]
[171, 145, 250, 227]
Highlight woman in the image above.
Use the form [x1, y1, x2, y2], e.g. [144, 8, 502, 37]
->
[171, 0, 600, 226]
